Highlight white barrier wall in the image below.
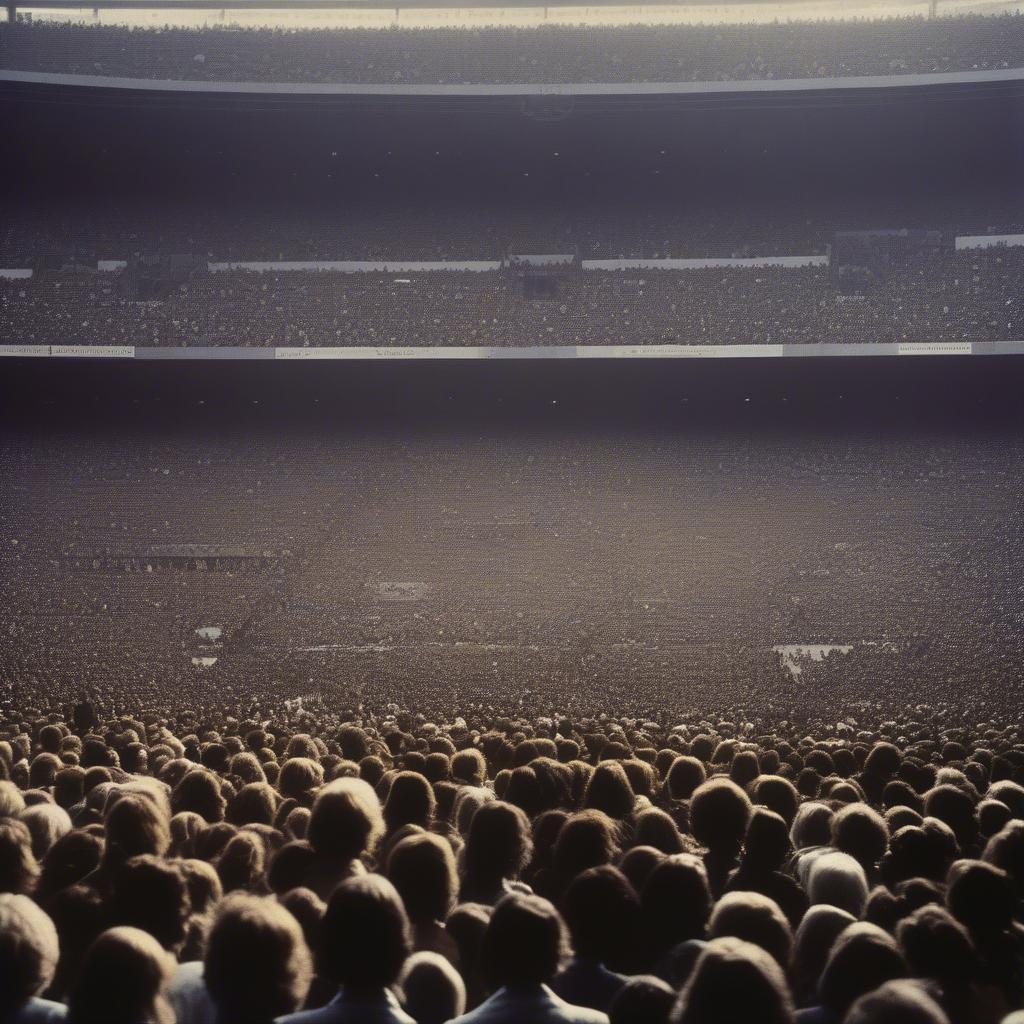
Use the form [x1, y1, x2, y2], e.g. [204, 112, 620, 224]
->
[955, 234, 1024, 250]
[582, 255, 827, 270]
[208, 260, 502, 273]
[0, 269, 32, 279]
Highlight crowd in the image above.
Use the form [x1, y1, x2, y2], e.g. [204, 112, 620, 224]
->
[4, 195, 1021, 265]
[0, 689, 1023, 1024]
[2, 14, 1023, 85]
[1, 406, 1024, 1023]
[1, 248, 1021, 347]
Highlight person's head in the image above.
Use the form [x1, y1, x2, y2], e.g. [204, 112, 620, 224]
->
[807, 851, 870, 917]
[945, 858, 1014, 933]
[750, 776, 800, 827]
[445, 902, 492, 1009]
[109, 855, 191, 953]
[554, 809, 620, 882]
[666, 756, 706, 801]
[216, 830, 266, 893]
[35, 829, 103, 901]
[322, 874, 411, 991]
[641, 853, 711, 958]
[610, 975, 675, 1024]
[399, 951, 467, 1024]
[634, 808, 685, 855]
[68, 926, 176, 1024]
[791, 904, 855, 1003]
[563, 865, 639, 967]
[20, 803, 72, 861]
[0, 893, 60, 1016]
[384, 771, 437, 833]
[227, 782, 278, 827]
[203, 893, 313, 1022]
[172, 769, 226, 823]
[584, 761, 636, 819]
[307, 777, 385, 863]
[387, 832, 458, 925]
[103, 793, 170, 864]
[463, 801, 532, 884]
[844, 979, 951, 1024]
[742, 808, 792, 872]
[277, 757, 324, 805]
[690, 779, 752, 854]
[707, 891, 793, 969]
[896, 904, 975, 989]
[791, 802, 834, 851]
[0, 818, 40, 895]
[670, 936, 794, 1024]
[817, 922, 907, 1017]
[482, 892, 569, 991]
[832, 803, 890, 874]
[451, 749, 487, 788]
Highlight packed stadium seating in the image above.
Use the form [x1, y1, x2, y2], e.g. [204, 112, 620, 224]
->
[2, 14, 1023, 85]
[2, 247, 1021, 347]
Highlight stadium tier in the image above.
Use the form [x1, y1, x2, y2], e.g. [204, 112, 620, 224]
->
[2, 248, 1022, 348]
[2, 14, 1024, 86]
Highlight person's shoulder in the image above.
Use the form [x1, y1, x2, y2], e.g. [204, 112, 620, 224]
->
[276, 1007, 340, 1024]
[10, 998, 68, 1024]
[560, 1006, 609, 1024]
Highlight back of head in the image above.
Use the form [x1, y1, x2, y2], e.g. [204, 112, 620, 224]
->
[808, 851, 870, 917]
[690, 778, 752, 853]
[563, 865, 639, 965]
[482, 892, 569, 990]
[0, 892, 60, 1015]
[464, 801, 532, 882]
[307, 777, 384, 862]
[386, 831, 457, 925]
[818, 922, 907, 1017]
[945, 858, 1014, 933]
[323, 873, 411, 991]
[707, 890, 793, 968]
[399, 950, 466, 1024]
[109, 854, 191, 952]
[610, 975, 675, 1024]
[671, 936, 794, 1024]
[844, 979, 951, 1024]
[384, 771, 437, 832]
[792, 904, 856, 1001]
[203, 892, 313, 1021]
[641, 854, 712, 955]
[69, 926, 175, 1024]
[743, 808, 792, 871]
[896, 904, 975, 987]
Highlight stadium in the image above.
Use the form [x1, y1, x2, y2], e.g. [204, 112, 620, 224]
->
[0, 2, 1023, 1023]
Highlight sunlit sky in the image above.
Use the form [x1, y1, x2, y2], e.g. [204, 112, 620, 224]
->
[9, 0, 1024, 30]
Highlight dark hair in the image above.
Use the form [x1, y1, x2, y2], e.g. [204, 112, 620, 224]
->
[322, 874, 411, 990]
[203, 892, 313, 1020]
[109, 855, 191, 952]
[690, 779, 752, 853]
[463, 802, 532, 884]
[641, 854, 711, 960]
[384, 771, 437, 833]
[387, 832, 458, 924]
[667, 757, 707, 801]
[307, 777, 384, 861]
[707, 891, 793, 968]
[482, 893, 570, 990]
[671, 936, 795, 1024]
[562, 865, 639, 965]
[610, 975, 675, 1024]
[818, 923, 908, 1016]
[67, 926, 175, 1024]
